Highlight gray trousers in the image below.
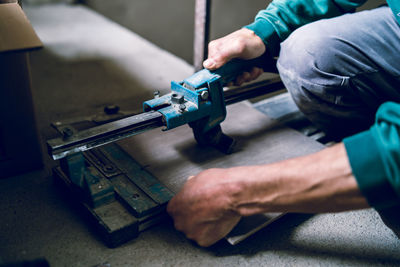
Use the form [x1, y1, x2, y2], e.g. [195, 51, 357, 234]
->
[276, 5, 400, 236]
[277, 6, 400, 140]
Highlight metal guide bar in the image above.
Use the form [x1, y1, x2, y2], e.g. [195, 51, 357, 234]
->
[48, 111, 164, 160]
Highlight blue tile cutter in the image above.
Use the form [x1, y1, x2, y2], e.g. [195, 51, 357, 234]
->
[47, 55, 282, 247]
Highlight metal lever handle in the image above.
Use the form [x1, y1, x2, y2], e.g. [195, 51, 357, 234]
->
[211, 52, 277, 86]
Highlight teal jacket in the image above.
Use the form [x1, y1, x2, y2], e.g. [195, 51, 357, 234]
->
[245, 1, 400, 210]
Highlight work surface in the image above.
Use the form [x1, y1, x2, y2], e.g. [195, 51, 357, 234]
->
[1, 3, 400, 267]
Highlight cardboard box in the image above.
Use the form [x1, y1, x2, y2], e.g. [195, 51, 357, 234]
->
[0, 1, 43, 178]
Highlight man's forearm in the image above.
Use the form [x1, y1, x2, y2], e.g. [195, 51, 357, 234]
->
[229, 143, 370, 215]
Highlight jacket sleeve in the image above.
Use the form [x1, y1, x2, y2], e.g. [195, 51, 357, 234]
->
[245, 0, 368, 56]
[344, 102, 400, 210]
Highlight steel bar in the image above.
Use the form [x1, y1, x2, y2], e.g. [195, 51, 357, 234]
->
[224, 77, 284, 105]
[193, 0, 211, 72]
[48, 111, 164, 160]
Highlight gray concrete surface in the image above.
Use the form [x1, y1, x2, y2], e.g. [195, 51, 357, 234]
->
[1, 3, 400, 267]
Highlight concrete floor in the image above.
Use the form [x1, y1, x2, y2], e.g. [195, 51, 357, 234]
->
[1, 3, 400, 267]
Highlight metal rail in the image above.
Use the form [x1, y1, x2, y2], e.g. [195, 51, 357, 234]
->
[48, 111, 164, 160]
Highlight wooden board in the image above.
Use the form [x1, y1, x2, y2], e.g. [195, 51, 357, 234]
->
[118, 101, 325, 243]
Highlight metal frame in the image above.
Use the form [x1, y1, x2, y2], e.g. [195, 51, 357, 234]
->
[194, 0, 211, 72]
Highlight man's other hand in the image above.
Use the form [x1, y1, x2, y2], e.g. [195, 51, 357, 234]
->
[167, 168, 241, 247]
[203, 28, 266, 86]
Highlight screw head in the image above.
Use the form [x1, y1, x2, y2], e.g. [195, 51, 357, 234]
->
[179, 104, 186, 113]
[62, 127, 74, 139]
[103, 164, 115, 173]
[200, 91, 209, 100]
[104, 105, 120, 115]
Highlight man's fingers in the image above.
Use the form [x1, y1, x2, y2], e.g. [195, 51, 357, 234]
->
[232, 67, 264, 86]
[242, 72, 251, 82]
[233, 72, 248, 86]
[249, 67, 263, 80]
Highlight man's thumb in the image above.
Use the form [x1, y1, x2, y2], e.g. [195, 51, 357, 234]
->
[203, 58, 217, 69]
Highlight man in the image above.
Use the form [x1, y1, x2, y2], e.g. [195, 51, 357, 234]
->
[167, 0, 400, 247]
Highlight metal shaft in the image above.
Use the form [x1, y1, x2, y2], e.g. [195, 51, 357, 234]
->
[48, 111, 164, 160]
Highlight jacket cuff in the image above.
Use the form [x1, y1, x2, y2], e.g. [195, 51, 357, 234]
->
[344, 130, 399, 210]
[244, 19, 281, 57]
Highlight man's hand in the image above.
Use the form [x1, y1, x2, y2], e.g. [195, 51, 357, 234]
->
[203, 28, 266, 86]
[166, 168, 241, 247]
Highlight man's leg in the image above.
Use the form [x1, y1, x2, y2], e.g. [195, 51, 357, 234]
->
[277, 6, 400, 236]
[277, 6, 400, 140]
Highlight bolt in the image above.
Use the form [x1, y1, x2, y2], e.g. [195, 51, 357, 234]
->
[179, 104, 186, 113]
[200, 91, 209, 100]
[104, 105, 120, 115]
[103, 164, 115, 173]
[62, 127, 73, 139]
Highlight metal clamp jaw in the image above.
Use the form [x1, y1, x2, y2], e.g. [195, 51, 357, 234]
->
[143, 69, 226, 130]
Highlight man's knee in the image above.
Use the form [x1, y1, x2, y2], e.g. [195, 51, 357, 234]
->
[275, 22, 368, 137]
[277, 21, 348, 94]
